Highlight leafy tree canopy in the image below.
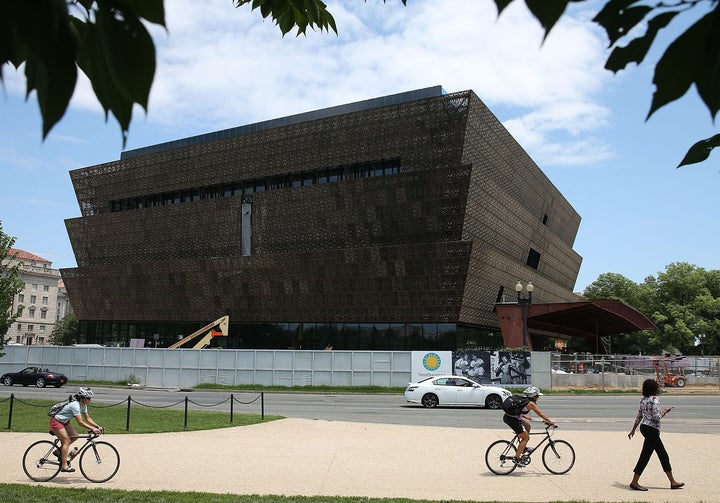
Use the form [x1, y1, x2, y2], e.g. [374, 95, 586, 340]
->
[583, 262, 720, 355]
[1, 0, 716, 166]
[49, 312, 78, 346]
[0, 220, 24, 355]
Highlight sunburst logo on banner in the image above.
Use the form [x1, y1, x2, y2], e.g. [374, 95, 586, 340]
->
[423, 352, 441, 371]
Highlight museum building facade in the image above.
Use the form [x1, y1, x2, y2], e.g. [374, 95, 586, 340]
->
[61, 86, 583, 350]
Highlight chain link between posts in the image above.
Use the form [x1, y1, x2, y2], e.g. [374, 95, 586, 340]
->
[0, 392, 265, 430]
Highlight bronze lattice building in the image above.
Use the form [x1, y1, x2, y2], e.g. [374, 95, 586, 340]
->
[61, 87, 582, 350]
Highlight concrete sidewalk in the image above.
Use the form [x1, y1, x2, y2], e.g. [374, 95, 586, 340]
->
[1, 418, 718, 502]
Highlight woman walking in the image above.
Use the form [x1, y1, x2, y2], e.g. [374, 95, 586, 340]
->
[628, 378, 684, 491]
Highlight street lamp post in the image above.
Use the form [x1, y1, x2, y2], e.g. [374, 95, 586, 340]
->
[515, 281, 534, 348]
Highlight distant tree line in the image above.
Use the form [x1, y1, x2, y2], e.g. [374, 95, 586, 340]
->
[583, 263, 720, 355]
[49, 312, 78, 346]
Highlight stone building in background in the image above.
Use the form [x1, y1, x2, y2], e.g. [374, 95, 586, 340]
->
[61, 87, 583, 350]
[3, 248, 63, 345]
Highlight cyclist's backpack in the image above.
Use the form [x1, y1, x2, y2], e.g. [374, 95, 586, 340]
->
[502, 395, 530, 415]
[48, 395, 74, 417]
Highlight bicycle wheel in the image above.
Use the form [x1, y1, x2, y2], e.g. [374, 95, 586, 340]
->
[78, 441, 120, 482]
[542, 439, 575, 474]
[22, 440, 61, 482]
[485, 440, 518, 475]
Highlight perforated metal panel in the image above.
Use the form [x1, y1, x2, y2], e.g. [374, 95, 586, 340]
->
[61, 89, 582, 346]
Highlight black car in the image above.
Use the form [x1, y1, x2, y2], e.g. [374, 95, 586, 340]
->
[1, 367, 68, 388]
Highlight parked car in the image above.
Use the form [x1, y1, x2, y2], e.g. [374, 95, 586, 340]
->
[1, 367, 68, 388]
[404, 374, 511, 408]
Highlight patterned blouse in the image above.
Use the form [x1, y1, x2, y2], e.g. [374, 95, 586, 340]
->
[635, 395, 662, 430]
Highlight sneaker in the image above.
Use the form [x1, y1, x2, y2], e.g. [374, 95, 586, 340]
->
[60, 467, 75, 473]
[524, 447, 535, 454]
[52, 449, 60, 458]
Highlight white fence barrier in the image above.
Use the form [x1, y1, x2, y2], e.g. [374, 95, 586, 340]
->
[0, 345, 414, 388]
[3, 346, 716, 389]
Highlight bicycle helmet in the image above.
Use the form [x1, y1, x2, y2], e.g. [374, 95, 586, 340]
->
[76, 387, 94, 399]
[524, 386, 543, 397]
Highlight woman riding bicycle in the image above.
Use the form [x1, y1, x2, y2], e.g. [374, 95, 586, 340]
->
[502, 386, 556, 464]
[49, 387, 102, 472]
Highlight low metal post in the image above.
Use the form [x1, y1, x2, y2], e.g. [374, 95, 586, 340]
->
[261, 392, 264, 420]
[184, 396, 189, 428]
[126, 396, 131, 431]
[230, 393, 234, 423]
[8, 394, 14, 429]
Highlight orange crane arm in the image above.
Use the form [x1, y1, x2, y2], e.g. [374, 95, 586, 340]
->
[168, 315, 229, 349]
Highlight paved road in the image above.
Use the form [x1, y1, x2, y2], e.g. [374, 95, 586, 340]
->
[3, 386, 719, 433]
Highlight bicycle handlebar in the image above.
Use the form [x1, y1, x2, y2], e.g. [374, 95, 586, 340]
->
[84, 427, 105, 438]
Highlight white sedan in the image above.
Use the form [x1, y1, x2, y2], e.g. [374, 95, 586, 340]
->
[404, 375, 511, 408]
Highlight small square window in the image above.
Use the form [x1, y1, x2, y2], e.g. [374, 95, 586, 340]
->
[527, 248, 541, 269]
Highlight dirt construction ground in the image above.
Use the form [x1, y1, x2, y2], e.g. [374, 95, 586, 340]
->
[1, 415, 719, 503]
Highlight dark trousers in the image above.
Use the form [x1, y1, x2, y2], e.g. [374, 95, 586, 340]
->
[633, 424, 672, 475]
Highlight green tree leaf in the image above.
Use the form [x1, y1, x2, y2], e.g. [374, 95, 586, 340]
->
[235, 0, 338, 36]
[593, 0, 651, 46]
[676, 133, 720, 168]
[4, 0, 78, 138]
[604, 11, 677, 73]
[74, 19, 132, 145]
[95, 3, 155, 108]
[526, 0, 575, 41]
[648, 11, 719, 120]
[122, 0, 167, 26]
[492, 0, 514, 16]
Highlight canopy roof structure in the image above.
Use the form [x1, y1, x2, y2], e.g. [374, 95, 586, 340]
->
[495, 299, 656, 351]
[527, 300, 656, 338]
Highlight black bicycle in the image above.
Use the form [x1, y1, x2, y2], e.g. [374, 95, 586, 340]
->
[22, 430, 120, 483]
[485, 422, 575, 475]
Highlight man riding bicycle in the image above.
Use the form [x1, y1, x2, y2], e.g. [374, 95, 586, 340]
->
[503, 386, 556, 464]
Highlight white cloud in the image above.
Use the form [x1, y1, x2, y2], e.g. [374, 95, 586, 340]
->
[6, 0, 616, 166]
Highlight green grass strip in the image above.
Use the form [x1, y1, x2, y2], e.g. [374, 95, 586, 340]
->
[0, 483, 621, 503]
[0, 398, 281, 433]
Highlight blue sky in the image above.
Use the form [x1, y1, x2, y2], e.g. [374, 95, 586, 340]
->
[1, 0, 718, 293]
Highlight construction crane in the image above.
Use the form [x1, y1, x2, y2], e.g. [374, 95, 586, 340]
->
[168, 315, 229, 349]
